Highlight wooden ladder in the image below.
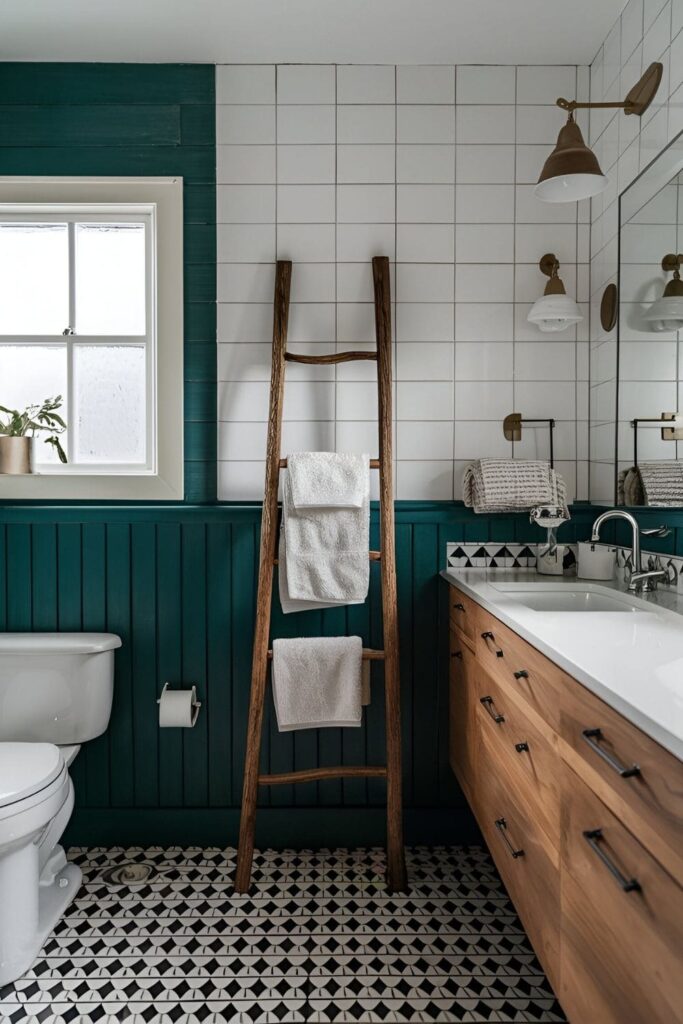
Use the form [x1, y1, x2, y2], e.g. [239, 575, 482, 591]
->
[234, 255, 407, 894]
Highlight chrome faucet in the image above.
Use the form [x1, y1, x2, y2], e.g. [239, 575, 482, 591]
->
[590, 510, 670, 592]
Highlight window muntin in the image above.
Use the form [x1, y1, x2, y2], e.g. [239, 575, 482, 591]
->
[0, 209, 154, 473]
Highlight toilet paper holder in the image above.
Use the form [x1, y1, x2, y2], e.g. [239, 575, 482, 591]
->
[157, 682, 202, 728]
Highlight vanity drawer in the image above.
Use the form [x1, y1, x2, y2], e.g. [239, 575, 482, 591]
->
[475, 738, 560, 992]
[449, 586, 478, 644]
[472, 667, 560, 851]
[475, 609, 565, 733]
[560, 679, 683, 884]
[560, 765, 683, 1024]
[449, 630, 479, 800]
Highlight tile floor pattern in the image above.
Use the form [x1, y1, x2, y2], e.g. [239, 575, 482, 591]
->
[0, 846, 567, 1023]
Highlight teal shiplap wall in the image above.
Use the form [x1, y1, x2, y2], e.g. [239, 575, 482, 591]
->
[0, 503, 600, 846]
[0, 63, 217, 502]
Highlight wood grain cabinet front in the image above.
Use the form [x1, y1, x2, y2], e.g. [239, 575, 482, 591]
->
[446, 579, 683, 1023]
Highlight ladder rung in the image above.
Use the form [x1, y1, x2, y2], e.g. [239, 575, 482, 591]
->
[279, 457, 380, 469]
[259, 765, 387, 786]
[274, 550, 380, 565]
[267, 648, 385, 661]
[285, 350, 378, 365]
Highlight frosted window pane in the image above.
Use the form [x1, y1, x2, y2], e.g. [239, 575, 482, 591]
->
[75, 223, 146, 336]
[74, 346, 146, 463]
[0, 224, 69, 335]
[0, 345, 68, 465]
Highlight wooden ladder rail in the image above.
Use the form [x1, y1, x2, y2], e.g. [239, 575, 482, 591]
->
[233, 255, 407, 893]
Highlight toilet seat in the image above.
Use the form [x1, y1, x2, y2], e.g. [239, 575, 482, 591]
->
[0, 743, 64, 809]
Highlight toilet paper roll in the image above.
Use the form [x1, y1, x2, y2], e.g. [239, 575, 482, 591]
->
[158, 683, 201, 727]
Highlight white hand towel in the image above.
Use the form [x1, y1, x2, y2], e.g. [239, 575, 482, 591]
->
[272, 636, 363, 731]
[279, 452, 370, 614]
[288, 451, 366, 508]
[463, 458, 569, 517]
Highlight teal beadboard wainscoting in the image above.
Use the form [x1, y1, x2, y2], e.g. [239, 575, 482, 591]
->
[0, 62, 217, 502]
[0, 502, 601, 847]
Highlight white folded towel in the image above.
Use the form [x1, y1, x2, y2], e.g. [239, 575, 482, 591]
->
[463, 458, 569, 516]
[279, 452, 370, 614]
[272, 636, 363, 731]
[618, 462, 683, 506]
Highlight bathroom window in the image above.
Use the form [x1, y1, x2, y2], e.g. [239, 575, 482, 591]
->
[0, 178, 184, 499]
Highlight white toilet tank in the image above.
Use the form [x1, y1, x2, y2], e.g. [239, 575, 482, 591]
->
[0, 633, 122, 744]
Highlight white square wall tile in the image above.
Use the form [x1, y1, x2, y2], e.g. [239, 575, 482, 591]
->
[217, 263, 275, 303]
[516, 105, 566, 145]
[514, 341, 576, 381]
[396, 263, 454, 302]
[515, 223, 577, 263]
[455, 265, 513, 303]
[455, 185, 514, 223]
[289, 263, 337, 303]
[337, 105, 395, 143]
[277, 223, 336, 262]
[456, 224, 514, 262]
[337, 303, 376, 343]
[455, 303, 513, 342]
[515, 66, 577, 105]
[456, 105, 515, 144]
[396, 303, 454, 341]
[277, 145, 336, 184]
[397, 105, 456, 143]
[336, 223, 396, 261]
[218, 302, 272, 343]
[337, 261, 396, 302]
[397, 461, 454, 499]
[396, 342, 454, 380]
[337, 65, 395, 103]
[217, 105, 275, 144]
[397, 145, 455, 183]
[337, 144, 396, 183]
[218, 461, 266, 501]
[217, 145, 276, 184]
[276, 65, 336, 104]
[397, 420, 454, 460]
[455, 145, 515, 184]
[397, 381, 454, 419]
[397, 224, 455, 263]
[337, 184, 395, 223]
[397, 184, 455, 222]
[218, 223, 276, 263]
[217, 185, 276, 223]
[336, 420, 381, 454]
[277, 184, 336, 222]
[454, 381, 513, 420]
[337, 380, 379, 420]
[397, 66, 455, 103]
[455, 341, 513, 380]
[216, 65, 275, 104]
[287, 303, 336, 342]
[453, 420, 512, 459]
[456, 66, 516, 104]
[514, 380, 576, 420]
[277, 105, 336, 143]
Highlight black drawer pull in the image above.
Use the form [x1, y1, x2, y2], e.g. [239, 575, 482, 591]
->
[451, 650, 463, 660]
[582, 728, 641, 778]
[513, 669, 529, 680]
[515, 742, 529, 753]
[480, 696, 505, 724]
[583, 829, 641, 893]
[495, 817, 524, 858]
[481, 631, 504, 657]
[453, 602, 465, 612]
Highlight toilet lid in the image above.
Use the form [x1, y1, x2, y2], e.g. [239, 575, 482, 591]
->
[0, 743, 64, 808]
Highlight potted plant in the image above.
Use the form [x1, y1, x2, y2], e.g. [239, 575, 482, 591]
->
[0, 396, 67, 474]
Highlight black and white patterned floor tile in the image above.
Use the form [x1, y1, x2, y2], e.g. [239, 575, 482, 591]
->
[0, 846, 567, 1024]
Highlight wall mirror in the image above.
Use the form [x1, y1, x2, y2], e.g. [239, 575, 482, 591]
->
[593, 129, 683, 507]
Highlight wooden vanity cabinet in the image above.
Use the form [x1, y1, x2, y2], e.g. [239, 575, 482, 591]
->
[448, 583, 683, 1024]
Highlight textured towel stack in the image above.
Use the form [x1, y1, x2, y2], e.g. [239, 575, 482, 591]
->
[279, 451, 370, 614]
[463, 458, 569, 516]
[618, 462, 683, 506]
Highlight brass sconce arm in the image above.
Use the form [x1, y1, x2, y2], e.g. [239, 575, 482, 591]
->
[554, 62, 662, 118]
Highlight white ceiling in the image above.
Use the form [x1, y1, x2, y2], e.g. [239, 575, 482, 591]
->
[1, 0, 623, 66]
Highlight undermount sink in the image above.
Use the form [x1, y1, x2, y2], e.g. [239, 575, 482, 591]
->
[489, 583, 648, 614]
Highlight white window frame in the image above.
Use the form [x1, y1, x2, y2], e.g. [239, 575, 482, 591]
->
[0, 177, 184, 500]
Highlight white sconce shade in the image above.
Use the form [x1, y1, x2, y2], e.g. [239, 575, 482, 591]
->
[527, 253, 584, 333]
[535, 170, 608, 203]
[643, 255, 683, 331]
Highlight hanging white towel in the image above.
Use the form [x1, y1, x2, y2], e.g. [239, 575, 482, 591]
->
[279, 452, 370, 614]
[271, 636, 363, 731]
[463, 458, 569, 517]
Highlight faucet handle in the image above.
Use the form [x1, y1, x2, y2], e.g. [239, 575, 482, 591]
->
[641, 525, 671, 538]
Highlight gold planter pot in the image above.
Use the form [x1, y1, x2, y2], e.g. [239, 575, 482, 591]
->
[0, 436, 33, 474]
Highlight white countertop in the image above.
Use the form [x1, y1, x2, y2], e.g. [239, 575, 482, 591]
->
[441, 568, 683, 761]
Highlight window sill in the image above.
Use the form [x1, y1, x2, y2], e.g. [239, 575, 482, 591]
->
[0, 471, 183, 501]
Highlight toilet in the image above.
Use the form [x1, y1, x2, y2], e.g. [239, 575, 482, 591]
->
[0, 632, 121, 985]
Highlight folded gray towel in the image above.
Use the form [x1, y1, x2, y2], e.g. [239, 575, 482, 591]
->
[463, 459, 569, 516]
[618, 462, 683, 506]
[271, 636, 363, 731]
[279, 452, 370, 614]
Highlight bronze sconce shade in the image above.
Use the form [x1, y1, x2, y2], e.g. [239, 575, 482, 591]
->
[527, 253, 583, 333]
[536, 62, 663, 203]
[600, 283, 618, 332]
[642, 254, 683, 331]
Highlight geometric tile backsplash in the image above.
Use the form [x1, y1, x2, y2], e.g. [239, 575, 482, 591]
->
[216, 62, 591, 502]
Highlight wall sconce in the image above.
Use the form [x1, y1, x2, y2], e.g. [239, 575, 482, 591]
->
[535, 62, 663, 203]
[527, 254, 583, 333]
[643, 254, 683, 332]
